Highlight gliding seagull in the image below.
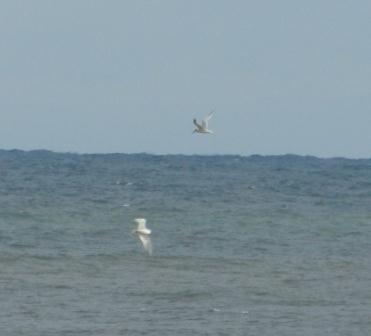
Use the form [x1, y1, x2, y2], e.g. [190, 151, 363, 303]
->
[132, 218, 152, 255]
[193, 111, 214, 134]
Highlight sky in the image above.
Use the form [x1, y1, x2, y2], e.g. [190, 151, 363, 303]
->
[1, 0, 371, 157]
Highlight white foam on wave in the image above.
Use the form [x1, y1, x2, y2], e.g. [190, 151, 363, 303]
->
[211, 308, 248, 314]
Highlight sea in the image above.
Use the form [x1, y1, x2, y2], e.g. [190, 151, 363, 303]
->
[0, 149, 370, 336]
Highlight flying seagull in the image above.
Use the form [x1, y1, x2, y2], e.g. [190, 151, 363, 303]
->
[132, 218, 152, 255]
[193, 111, 214, 134]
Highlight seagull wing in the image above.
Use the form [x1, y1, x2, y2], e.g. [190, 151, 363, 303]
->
[201, 110, 214, 128]
[138, 233, 153, 255]
[193, 118, 202, 130]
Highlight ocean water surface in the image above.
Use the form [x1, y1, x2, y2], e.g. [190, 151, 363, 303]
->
[0, 150, 370, 335]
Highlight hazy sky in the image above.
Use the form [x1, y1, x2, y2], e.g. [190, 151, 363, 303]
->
[1, 1, 371, 157]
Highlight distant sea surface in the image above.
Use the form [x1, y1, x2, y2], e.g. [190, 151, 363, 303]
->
[0, 150, 370, 335]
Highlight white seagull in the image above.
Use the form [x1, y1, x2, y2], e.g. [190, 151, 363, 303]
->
[132, 218, 152, 255]
[193, 111, 214, 134]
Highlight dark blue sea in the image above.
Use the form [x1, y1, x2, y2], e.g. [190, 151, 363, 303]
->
[0, 150, 370, 335]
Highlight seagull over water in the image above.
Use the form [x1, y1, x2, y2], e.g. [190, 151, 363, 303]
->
[132, 218, 152, 255]
[193, 111, 214, 134]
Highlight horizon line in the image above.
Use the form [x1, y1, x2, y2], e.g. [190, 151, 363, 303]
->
[1, 148, 370, 160]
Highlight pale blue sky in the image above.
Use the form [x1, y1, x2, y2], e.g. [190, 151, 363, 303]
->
[1, 1, 371, 157]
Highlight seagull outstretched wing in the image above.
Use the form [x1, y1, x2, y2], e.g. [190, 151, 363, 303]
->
[201, 111, 214, 128]
[138, 233, 153, 255]
[193, 118, 202, 130]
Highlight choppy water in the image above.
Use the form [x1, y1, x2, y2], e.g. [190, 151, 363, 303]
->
[0, 150, 370, 335]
